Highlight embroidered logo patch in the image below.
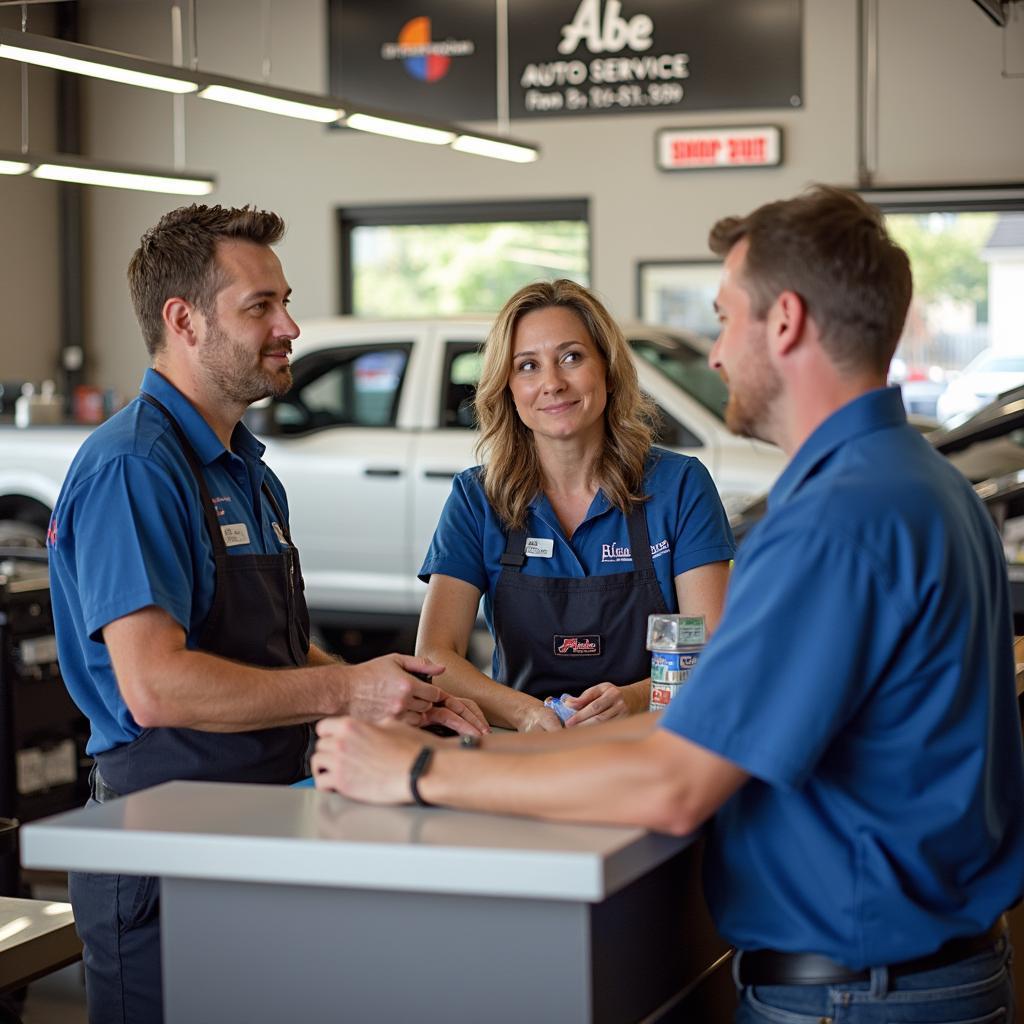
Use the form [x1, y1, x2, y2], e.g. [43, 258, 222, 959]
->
[553, 635, 601, 656]
[600, 538, 671, 563]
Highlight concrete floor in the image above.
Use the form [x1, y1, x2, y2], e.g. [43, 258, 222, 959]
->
[20, 963, 87, 1024]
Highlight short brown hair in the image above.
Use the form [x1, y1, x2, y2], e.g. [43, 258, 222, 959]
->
[475, 279, 656, 529]
[128, 204, 286, 356]
[709, 186, 912, 375]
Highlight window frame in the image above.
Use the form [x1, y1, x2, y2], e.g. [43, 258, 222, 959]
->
[336, 199, 591, 315]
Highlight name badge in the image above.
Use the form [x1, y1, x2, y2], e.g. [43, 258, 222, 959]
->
[221, 523, 251, 547]
[525, 537, 554, 558]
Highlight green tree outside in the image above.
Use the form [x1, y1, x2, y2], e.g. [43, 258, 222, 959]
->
[352, 220, 589, 317]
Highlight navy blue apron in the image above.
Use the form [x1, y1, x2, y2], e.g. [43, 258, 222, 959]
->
[491, 502, 668, 703]
[94, 393, 311, 795]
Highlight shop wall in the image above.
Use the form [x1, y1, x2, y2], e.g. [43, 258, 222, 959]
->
[0, 8, 61, 388]
[1, 0, 1021, 400]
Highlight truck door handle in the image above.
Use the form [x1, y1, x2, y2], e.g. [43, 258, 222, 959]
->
[423, 470, 458, 480]
[364, 467, 402, 477]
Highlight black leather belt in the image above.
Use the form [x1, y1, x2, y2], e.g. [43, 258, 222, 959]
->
[737, 917, 1007, 987]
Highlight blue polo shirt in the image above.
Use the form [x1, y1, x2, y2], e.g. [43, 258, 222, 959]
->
[419, 448, 735, 674]
[661, 387, 1024, 967]
[48, 368, 293, 756]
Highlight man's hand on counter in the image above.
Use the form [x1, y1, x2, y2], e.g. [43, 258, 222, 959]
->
[313, 717, 426, 804]
[310, 712, 749, 834]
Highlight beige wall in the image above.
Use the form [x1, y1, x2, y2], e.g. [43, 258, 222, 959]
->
[0, 7, 60, 388]
[1, 0, 1022, 400]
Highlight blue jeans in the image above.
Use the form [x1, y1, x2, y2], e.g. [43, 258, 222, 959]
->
[68, 800, 162, 1024]
[734, 937, 1015, 1023]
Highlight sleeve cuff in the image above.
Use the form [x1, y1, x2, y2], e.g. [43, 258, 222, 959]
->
[673, 543, 736, 576]
[417, 558, 488, 593]
[85, 588, 190, 643]
[660, 713, 807, 791]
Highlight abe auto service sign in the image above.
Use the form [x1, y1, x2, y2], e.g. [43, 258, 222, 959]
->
[510, 0, 802, 118]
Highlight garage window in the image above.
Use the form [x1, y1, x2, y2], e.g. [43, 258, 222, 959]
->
[338, 200, 589, 317]
[859, 189, 1024, 425]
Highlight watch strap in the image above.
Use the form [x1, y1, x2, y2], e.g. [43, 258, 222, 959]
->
[409, 746, 435, 807]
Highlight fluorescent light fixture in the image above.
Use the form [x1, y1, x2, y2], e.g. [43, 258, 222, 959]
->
[346, 113, 455, 146]
[0, 30, 541, 162]
[31, 153, 214, 195]
[198, 83, 343, 123]
[0, 158, 31, 175]
[0, 30, 198, 94]
[452, 134, 539, 163]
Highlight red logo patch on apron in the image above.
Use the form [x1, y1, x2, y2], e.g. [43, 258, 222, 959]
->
[553, 635, 601, 656]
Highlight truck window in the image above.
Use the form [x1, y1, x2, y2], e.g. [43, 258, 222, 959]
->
[274, 345, 410, 434]
[442, 344, 484, 429]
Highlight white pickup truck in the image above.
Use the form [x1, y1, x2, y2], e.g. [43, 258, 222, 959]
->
[0, 317, 784, 633]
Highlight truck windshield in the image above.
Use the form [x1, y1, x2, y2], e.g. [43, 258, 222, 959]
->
[628, 334, 728, 422]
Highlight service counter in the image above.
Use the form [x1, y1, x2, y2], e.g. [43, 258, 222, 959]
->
[20, 781, 731, 1023]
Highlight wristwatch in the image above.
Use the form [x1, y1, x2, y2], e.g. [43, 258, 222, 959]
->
[409, 746, 435, 807]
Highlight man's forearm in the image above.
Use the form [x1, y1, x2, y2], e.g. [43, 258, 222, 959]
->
[307, 643, 342, 667]
[129, 647, 353, 730]
[419, 731, 695, 833]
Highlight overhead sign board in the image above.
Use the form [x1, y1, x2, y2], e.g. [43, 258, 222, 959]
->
[328, 0, 802, 123]
[509, 0, 802, 118]
[328, 0, 498, 122]
[657, 125, 783, 171]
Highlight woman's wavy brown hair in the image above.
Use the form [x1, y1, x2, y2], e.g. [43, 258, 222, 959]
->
[474, 279, 656, 530]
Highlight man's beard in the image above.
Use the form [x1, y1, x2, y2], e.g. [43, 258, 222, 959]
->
[722, 345, 781, 443]
[198, 319, 293, 406]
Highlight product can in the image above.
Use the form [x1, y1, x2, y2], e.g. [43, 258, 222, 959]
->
[647, 614, 705, 713]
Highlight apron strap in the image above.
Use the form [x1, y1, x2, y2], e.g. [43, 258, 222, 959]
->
[260, 480, 296, 546]
[140, 391, 290, 550]
[139, 391, 228, 555]
[625, 502, 655, 572]
[500, 527, 528, 570]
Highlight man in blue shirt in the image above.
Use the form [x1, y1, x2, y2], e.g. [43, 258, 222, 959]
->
[312, 186, 1024, 1021]
[49, 204, 483, 1024]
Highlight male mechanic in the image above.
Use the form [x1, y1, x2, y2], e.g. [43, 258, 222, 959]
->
[313, 186, 1024, 1022]
[47, 204, 483, 1024]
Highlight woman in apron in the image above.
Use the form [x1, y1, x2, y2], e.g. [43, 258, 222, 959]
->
[417, 280, 735, 732]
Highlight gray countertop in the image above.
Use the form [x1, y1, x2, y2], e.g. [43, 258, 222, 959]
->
[21, 781, 691, 902]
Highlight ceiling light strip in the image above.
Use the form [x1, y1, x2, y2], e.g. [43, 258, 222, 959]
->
[198, 83, 342, 123]
[0, 29, 541, 160]
[0, 30, 198, 93]
[345, 113, 455, 145]
[452, 134, 538, 163]
[12, 151, 215, 195]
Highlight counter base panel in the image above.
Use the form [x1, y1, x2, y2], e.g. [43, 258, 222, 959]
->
[161, 839, 732, 1023]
